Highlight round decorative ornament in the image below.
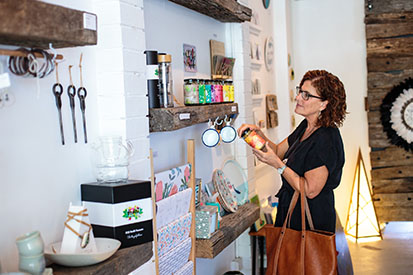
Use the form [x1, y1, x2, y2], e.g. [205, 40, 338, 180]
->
[380, 78, 413, 152]
[212, 169, 238, 213]
[264, 37, 274, 72]
[262, 0, 270, 9]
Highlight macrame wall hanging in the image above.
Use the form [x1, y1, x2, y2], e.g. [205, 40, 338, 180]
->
[380, 78, 413, 152]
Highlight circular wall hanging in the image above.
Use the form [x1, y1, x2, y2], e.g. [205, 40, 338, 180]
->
[264, 37, 274, 71]
[263, 0, 270, 9]
[380, 78, 413, 152]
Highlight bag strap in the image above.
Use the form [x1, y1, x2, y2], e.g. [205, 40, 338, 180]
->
[299, 178, 306, 275]
[272, 190, 299, 275]
[272, 177, 317, 275]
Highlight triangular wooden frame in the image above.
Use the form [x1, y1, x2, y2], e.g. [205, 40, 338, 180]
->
[345, 149, 383, 242]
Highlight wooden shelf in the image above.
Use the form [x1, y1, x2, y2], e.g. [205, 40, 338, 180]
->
[149, 103, 239, 132]
[195, 202, 260, 258]
[51, 242, 152, 275]
[168, 0, 252, 23]
[0, 0, 97, 49]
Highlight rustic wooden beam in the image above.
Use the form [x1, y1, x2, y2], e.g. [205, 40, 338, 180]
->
[368, 124, 391, 148]
[365, 11, 413, 24]
[373, 193, 413, 207]
[372, 166, 413, 180]
[372, 178, 413, 193]
[370, 146, 413, 168]
[375, 206, 413, 222]
[168, 0, 252, 23]
[149, 103, 238, 132]
[367, 88, 389, 111]
[367, 69, 413, 89]
[367, 37, 413, 58]
[195, 202, 260, 258]
[367, 56, 413, 72]
[368, 42, 413, 60]
[0, 0, 97, 49]
[366, 22, 413, 39]
[51, 242, 152, 275]
[365, 0, 413, 15]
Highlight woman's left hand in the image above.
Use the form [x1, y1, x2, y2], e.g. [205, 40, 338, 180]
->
[252, 142, 283, 168]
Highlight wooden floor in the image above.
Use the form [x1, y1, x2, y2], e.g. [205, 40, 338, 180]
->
[348, 222, 413, 275]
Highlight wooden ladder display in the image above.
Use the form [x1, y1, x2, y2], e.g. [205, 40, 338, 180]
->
[150, 139, 196, 274]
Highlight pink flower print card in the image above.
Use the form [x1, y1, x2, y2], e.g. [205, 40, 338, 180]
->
[155, 164, 192, 202]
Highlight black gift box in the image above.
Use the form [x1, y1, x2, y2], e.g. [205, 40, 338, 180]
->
[81, 180, 153, 248]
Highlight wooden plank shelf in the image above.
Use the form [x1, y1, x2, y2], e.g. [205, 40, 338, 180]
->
[195, 202, 260, 259]
[51, 242, 153, 275]
[168, 0, 252, 23]
[0, 0, 97, 49]
[149, 103, 239, 132]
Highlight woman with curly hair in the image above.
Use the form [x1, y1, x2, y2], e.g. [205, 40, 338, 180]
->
[238, 69, 347, 233]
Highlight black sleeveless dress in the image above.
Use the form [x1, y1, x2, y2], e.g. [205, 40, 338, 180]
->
[274, 119, 345, 233]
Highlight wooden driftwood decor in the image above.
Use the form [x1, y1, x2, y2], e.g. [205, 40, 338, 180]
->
[0, 0, 97, 48]
[168, 0, 252, 23]
[365, 0, 413, 222]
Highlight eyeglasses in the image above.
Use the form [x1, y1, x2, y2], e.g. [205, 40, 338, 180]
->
[296, 86, 323, 101]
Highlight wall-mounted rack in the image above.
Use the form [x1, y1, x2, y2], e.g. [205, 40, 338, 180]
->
[0, 48, 63, 60]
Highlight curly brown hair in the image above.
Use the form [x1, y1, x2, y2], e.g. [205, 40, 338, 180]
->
[299, 70, 347, 128]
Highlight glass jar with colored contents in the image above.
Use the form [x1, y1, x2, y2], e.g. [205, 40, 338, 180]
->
[209, 80, 216, 104]
[228, 80, 234, 102]
[198, 79, 206, 104]
[213, 80, 223, 103]
[241, 128, 266, 150]
[205, 79, 212, 104]
[184, 78, 199, 105]
[223, 81, 231, 102]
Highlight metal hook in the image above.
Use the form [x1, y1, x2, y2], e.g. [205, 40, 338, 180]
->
[215, 117, 224, 126]
[49, 43, 57, 63]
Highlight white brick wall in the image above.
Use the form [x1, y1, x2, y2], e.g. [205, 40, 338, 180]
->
[93, 0, 150, 178]
[94, 2, 153, 272]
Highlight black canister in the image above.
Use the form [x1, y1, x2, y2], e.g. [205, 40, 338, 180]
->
[144, 50, 160, 108]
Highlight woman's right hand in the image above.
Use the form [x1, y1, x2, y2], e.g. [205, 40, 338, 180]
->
[237, 123, 263, 138]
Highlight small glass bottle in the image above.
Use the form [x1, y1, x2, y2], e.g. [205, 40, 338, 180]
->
[228, 80, 234, 102]
[198, 79, 206, 104]
[241, 128, 266, 150]
[184, 78, 199, 105]
[205, 80, 212, 104]
[223, 81, 231, 102]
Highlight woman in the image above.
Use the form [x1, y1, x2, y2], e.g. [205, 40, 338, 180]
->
[237, 69, 346, 233]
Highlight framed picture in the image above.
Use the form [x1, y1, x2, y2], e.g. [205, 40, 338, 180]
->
[183, 44, 197, 72]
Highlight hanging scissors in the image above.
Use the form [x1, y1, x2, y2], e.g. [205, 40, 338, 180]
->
[77, 53, 88, 143]
[53, 62, 65, 145]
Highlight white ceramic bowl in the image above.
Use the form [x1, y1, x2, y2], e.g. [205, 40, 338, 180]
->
[44, 238, 121, 267]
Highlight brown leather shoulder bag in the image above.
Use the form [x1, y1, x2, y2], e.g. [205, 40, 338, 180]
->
[263, 178, 338, 275]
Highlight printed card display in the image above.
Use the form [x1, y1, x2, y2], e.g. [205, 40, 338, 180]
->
[155, 164, 191, 202]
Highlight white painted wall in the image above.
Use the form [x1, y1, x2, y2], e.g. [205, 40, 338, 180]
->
[0, 0, 150, 272]
[290, 0, 369, 223]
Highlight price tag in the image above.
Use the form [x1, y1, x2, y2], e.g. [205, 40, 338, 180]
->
[83, 13, 97, 31]
[0, 73, 11, 89]
[231, 106, 237, 112]
[179, 113, 190, 120]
